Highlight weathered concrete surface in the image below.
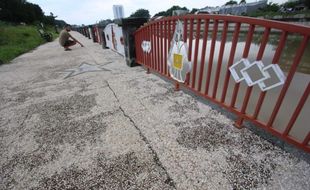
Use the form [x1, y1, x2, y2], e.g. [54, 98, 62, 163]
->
[0, 32, 310, 190]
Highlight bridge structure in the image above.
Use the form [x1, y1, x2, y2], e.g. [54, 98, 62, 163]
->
[133, 14, 310, 153]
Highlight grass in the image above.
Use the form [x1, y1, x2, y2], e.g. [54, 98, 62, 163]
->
[0, 22, 59, 64]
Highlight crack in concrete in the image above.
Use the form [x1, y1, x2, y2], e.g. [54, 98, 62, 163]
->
[106, 81, 177, 189]
[20, 109, 31, 127]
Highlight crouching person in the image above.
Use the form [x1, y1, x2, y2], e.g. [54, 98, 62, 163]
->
[59, 24, 84, 51]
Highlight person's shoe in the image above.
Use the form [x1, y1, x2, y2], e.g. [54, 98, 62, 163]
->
[64, 48, 72, 51]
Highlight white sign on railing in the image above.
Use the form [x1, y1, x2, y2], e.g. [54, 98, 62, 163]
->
[229, 59, 286, 91]
[141, 41, 151, 53]
[167, 20, 192, 83]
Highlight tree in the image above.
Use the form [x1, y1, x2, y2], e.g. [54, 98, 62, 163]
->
[239, 0, 246, 4]
[190, 8, 199, 14]
[0, 0, 44, 23]
[259, 2, 280, 12]
[98, 19, 113, 27]
[43, 12, 57, 25]
[129, 9, 150, 18]
[153, 6, 189, 17]
[225, 1, 238, 6]
[153, 11, 166, 17]
[164, 6, 188, 16]
[304, 0, 310, 8]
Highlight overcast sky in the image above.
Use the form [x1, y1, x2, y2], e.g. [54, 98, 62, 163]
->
[28, 0, 288, 25]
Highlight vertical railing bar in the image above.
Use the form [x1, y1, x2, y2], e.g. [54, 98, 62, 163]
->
[139, 30, 142, 64]
[146, 26, 149, 68]
[143, 27, 146, 66]
[171, 19, 176, 77]
[220, 22, 241, 103]
[182, 18, 188, 80]
[148, 25, 151, 68]
[212, 21, 229, 99]
[302, 132, 310, 146]
[191, 18, 201, 89]
[257, 28, 271, 60]
[168, 20, 172, 51]
[154, 22, 158, 71]
[168, 19, 172, 77]
[183, 18, 188, 41]
[172, 19, 176, 38]
[267, 36, 309, 127]
[164, 20, 168, 75]
[147, 25, 151, 69]
[151, 24, 156, 70]
[283, 83, 310, 136]
[157, 22, 161, 72]
[230, 24, 255, 107]
[253, 31, 288, 119]
[198, 19, 209, 92]
[235, 27, 270, 126]
[186, 18, 194, 85]
[160, 21, 163, 74]
[205, 20, 219, 95]
[154, 23, 158, 71]
[145, 27, 148, 66]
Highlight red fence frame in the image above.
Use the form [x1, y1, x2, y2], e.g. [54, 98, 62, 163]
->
[134, 14, 310, 153]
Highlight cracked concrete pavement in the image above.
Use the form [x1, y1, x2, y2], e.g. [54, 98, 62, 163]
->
[1, 32, 310, 190]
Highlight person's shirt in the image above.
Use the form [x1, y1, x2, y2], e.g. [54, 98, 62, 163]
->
[59, 29, 70, 46]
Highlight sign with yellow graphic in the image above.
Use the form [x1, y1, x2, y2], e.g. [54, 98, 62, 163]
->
[167, 20, 192, 83]
[173, 54, 183, 70]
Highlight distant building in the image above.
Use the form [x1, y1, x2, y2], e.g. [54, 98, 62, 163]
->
[198, 0, 268, 15]
[172, 10, 189, 16]
[113, 5, 124, 19]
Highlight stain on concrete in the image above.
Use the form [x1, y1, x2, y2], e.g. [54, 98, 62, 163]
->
[223, 153, 276, 190]
[148, 88, 175, 105]
[34, 112, 107, 149]
[1, 148, 61, 189]
[15, 91, 45, 103]
[35, 152, 174, 190]
[33, 93, 97, 119]
[176, 117, 230, 151]
[127, 78, 153, 92]
[0, 94, 114, 189]
[175, 116, 291, 189]
[168, 98, 200, 117]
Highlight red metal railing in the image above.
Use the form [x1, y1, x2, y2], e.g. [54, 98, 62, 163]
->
[134, 14, 310, 153]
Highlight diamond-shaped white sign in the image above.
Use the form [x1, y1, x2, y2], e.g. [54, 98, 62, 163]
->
[229, 58, 250, 82]
[258, 64, 286, 91]
[229, 59, 286, 91]
[241, 61, 268, 86]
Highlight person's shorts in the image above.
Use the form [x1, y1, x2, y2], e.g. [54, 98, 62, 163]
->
[63, 40, 75, 47]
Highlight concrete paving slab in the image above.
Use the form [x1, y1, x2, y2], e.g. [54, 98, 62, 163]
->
[0, 32, 310, 190]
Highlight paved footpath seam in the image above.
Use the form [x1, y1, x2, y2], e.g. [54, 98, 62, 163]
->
[107, 81, 177, 189]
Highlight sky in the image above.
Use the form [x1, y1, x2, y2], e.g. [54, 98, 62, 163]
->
[28, 0, 288, 25]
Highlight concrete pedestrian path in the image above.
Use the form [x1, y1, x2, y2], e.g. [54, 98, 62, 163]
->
[1, 32, 309, 190]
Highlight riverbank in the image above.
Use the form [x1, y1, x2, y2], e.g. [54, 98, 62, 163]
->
[0, 22, 58, 64]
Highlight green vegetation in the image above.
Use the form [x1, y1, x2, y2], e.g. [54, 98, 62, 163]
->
[225, 1, 238, 6]
[0, 0, 56, 25]
[154, 6, 189, 17]
[248, 0, 310, 18]
[129, 9, 151, 19]
[0, 0, 65, 64]
[0, 22, 59, 64]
